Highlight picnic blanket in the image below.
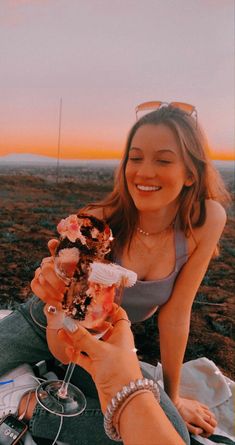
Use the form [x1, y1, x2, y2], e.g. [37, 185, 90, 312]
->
[141, 357, 235, 445]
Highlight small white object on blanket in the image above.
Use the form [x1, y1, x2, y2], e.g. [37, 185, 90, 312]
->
[140, 357, 235, 444]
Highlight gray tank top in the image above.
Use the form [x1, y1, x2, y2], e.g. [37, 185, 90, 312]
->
[118, 221, 188, 323]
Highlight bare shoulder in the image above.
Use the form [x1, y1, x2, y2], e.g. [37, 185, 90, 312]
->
[188, 200, 227, 255]
[204, 199, 227, 229]
[191, 200, 227, 249]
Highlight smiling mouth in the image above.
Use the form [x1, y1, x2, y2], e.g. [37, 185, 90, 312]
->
[136, 185, 162, 192]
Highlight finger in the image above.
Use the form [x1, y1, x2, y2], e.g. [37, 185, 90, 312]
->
[44, 302, 63, 313]
[63, 324, 105, 359]
[33, 259, 52, 281]
[38, 272, 64, 302]
[44, 305, 65, 329]
[199, 403, 210, 410]
[188, 412, 217, 437]
[65, 346, 92, 374]
[34, 267, 41, 279]
[30, 278, 49, 302]
[209, 417, 217, 427]
[48, 239, 59, 256]
[89, 320, 112, 337]
[31, 278, 63, 305]
[41, 256, 53, 266]
[201, 408, 217, 427]
[198, 419, 215, 436]
[112, 306, 129, 323]
[108, 303, 119, 319]
[41, 263, 66, 294]
[101, 324, 114, 341]
[200, 430, 214, 438]
[58, 328, 74, 346]
[32, 262, 66, 298]
[203, 414, 217, 428]
[186, 423, 203, 436]
[38, 277, 64, 302]
[110, 308, 134, 349]
[206, 411, 217, 423]
[200, 429, 216, 438]
[110, 325, 135, 350]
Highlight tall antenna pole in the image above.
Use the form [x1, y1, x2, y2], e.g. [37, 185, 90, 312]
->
[56, 97, 62, 185]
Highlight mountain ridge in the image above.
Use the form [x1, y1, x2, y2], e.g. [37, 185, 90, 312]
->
[0, 153, 119, 165]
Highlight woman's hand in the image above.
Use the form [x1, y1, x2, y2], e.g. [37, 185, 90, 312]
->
[31, 239, 65, 308]
[43, 303, 70, 364]
[58, 306, 143, 413]
[31, 239, 71, 363]
[174, 396, 217, 437]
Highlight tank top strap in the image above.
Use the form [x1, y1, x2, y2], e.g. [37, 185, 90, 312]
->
[174, 216, 188, 269]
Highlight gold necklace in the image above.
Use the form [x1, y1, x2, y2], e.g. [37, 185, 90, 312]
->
[137, 218, 175, 237]
[135, 226, 174, 253]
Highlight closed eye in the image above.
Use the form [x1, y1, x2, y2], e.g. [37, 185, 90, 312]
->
[128, 157, 143, 161]
[157, 160, 172, 164]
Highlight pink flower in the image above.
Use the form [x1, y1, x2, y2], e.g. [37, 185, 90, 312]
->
[57, 214, 86, 243]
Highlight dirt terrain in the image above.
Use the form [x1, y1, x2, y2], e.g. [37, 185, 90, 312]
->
[0, 163, 234, 380]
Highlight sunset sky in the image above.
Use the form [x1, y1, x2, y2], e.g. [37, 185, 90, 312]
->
[0, 0, 234, 160]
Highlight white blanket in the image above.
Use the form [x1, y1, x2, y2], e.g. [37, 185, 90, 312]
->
[141, 357, 235, 444]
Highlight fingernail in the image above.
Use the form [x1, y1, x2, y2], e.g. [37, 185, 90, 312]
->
[63, 317, 79, 333]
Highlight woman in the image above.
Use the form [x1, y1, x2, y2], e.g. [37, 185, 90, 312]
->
[0, 104, 229, 443]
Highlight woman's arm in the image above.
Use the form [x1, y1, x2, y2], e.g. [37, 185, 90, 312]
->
[158, 200, 226, 435]
[60, 307, 185, 445]
[119, 391, 185, 445]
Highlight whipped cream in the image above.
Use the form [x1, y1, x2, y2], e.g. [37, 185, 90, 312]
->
[89, 262, 137, 288]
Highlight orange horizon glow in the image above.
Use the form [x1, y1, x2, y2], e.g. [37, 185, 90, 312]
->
[0, 139, 124, 160]
[206, 146, 235, 161]
[0, 135, 234, 161]
[0, 146, 122, 160]
[0, 145, 234, 161]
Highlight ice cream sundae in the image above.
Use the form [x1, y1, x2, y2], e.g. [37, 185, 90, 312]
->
[55, 213, 137, 329]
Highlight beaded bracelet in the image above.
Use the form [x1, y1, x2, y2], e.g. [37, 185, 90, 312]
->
[104, 378, 160, 441]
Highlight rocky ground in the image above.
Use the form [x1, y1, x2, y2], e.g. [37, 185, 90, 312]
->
[0, 164, 234, 380]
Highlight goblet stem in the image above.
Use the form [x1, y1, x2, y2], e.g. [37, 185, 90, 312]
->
[57, 362, 76, 398]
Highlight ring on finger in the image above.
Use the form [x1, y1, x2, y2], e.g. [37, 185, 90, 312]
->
[47, 305, 57, 314]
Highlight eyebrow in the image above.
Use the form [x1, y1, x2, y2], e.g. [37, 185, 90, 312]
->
[129, 147, 177, 156]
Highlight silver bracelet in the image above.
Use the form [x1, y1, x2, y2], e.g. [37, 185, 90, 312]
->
[104, 378, 160, 442]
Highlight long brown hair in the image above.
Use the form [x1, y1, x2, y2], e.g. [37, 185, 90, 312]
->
[85, 106, 230, 255]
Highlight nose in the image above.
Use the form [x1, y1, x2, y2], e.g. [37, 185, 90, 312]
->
[136, 160, 157, 178]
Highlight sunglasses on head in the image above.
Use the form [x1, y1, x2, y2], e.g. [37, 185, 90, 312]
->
[135, 101, 197, 124]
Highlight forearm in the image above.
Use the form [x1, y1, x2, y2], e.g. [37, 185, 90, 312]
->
[158, 317, 190, 403]
[119, 391, 185, 445]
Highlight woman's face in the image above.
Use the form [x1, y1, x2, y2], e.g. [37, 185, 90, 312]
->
[125, 123, 192, 213]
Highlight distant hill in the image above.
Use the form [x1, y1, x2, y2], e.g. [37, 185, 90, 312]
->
[0, 154, 57, 164]
[0, 153, 119, 166]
